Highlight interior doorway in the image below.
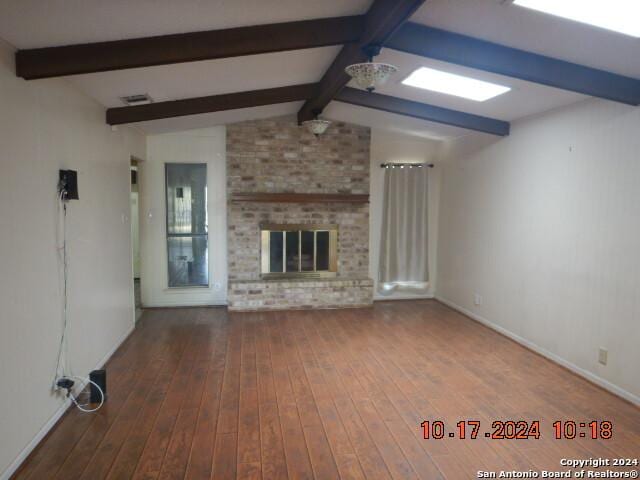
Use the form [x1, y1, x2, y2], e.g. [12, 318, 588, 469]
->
[131, 158, 142, 322]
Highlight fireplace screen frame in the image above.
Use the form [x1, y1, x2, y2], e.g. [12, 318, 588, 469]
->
[260, 224, 338, 279]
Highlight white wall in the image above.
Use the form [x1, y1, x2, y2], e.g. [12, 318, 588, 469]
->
[437, 98, 640, 403]
[0, 38, 145, 478]
[141, 128, 227, 307]
[369, 129, 443, 299]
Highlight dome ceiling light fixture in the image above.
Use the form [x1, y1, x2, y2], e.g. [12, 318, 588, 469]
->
[345, 44, 398, 93]
[301, 109, 331, 137]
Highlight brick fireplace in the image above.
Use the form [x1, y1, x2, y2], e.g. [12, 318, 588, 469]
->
[226, 115, 373, 311]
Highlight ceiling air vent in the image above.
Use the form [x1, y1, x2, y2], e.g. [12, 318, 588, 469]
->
[120, 94, 153, 106]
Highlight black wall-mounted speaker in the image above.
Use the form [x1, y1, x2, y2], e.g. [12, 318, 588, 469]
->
[59, 170, 79, 200]
[89, 369, 106, 403]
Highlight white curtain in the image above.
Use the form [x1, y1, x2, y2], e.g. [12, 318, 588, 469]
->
[378, 166, 429, 293]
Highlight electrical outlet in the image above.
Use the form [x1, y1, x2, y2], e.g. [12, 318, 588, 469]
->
[474, 293, 483, 306]
[598, 347, 608, 365]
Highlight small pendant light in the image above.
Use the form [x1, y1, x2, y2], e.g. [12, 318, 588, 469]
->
[345, 44, 398, 93]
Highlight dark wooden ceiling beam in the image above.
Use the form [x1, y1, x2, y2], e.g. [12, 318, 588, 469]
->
[335, 87, 510, 136]
[106, 83, 318, 125]
[387, 23, 640, 106]
[16, 16, 365, 80]
[107, 81, 509, 136]
[297, 0, 426, 123]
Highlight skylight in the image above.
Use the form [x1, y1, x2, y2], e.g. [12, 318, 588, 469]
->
[513, 0, 640, 38]
[401, 67, 511, 102]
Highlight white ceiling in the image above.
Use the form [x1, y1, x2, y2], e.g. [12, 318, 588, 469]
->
[68, 47, 341, 108]
[0, 0, 638, 138]
[0, 0, 371, 48]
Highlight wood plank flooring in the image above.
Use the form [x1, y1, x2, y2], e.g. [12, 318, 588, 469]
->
[12, 300, 640, 479]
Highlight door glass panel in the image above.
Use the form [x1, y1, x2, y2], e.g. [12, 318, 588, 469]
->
[165, 163, 208, 287]
[167, 236, 209, 287]
[166, 163, 207, 235]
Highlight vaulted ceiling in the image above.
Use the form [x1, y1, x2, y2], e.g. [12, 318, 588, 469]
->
[1, 0, 638, 139]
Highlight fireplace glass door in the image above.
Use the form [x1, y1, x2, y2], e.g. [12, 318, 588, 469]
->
[261, 224, 337, 278]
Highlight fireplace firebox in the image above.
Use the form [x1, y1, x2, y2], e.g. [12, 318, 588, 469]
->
[261, 224, 338, 278]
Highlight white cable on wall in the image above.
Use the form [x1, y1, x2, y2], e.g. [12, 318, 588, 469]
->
[54, 184, 104, 413]
[54, 187, 70, 384]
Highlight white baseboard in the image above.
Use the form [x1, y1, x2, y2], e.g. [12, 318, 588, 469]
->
[435, 296, 640, 407]
[0, 323, 136, 480]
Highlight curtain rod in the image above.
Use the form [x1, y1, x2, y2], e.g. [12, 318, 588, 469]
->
[380, 162, 434, 168]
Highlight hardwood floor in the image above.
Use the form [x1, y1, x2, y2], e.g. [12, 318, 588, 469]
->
[13, 301, 639, 479]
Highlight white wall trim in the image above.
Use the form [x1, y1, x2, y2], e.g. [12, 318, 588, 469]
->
[435, 296, 640, 407]
[0, 324, 135, 480]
